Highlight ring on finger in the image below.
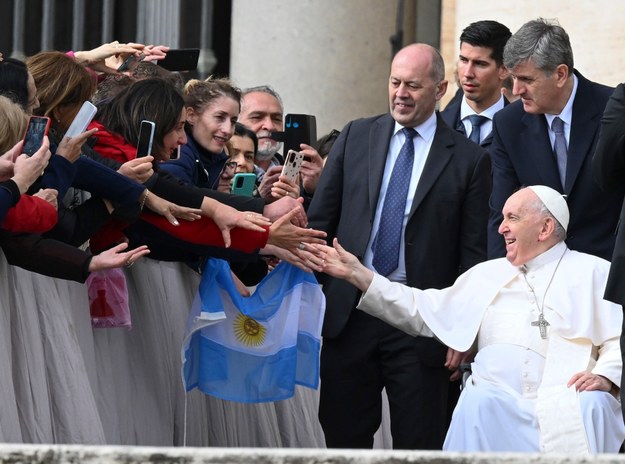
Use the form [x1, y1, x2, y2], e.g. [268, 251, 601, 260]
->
[126, 260, 134, 268]
[298, 242, 306, 251]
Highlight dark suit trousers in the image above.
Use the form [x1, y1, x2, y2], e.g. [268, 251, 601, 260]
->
[318, 309, 450, 449]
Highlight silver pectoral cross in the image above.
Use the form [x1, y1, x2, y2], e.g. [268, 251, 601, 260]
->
[531, 313, 550, 339]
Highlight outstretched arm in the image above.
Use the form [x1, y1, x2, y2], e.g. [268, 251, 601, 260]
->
[316, 238, 374, 292]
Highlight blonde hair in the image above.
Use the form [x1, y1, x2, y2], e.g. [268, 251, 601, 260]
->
[0, 95, 28, 153]
[183, 77, 241, 115]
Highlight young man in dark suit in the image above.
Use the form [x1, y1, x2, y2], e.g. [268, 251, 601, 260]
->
[488, 18, 623, 261]
[441, 20, 511, 152]
[306, 43, 491, 449]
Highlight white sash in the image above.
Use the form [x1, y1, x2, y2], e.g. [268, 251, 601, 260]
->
[536, 333, 591, 454]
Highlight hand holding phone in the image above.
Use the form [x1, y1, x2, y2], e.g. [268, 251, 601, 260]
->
[117, 53, 145, 72]
[12, 137, 52, 192]
[281, 149, 304, 184]
[56, 127, 98, 163]
[136, 120, 156, 158]
[65, 101, 97, 138]
[231, 173, 256, 196]
[22, 116, 51, 156]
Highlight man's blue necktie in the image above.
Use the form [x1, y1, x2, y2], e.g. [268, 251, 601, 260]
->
[372, 127, 416, 276]
[467, 114, 488, 144]
[552, 116, 568, 188]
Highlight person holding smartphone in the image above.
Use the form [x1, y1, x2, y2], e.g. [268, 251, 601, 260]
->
[215, 123, 257, 194]
[92, 77, 325, 256]
[238, 85, 325, 206]
[160, 77, 241, 190]
[0, 126, 54, 226]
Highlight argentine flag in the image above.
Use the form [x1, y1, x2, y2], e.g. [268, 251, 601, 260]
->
[181, 259, 325, 403]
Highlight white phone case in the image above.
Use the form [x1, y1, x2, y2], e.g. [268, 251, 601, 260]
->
[281, 149, 304, 183]
[65, 101, 97, 138]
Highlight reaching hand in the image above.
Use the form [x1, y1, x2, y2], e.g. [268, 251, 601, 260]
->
[263, 196, 307, 227]
[208, 201, 271, 248]
[74, 41, 145, 74]
[313, 238, 374, 291]
[143, 191, 202, 225]
[267, 208, 326, 253]
[88, 242, 150, 272]
[260, 243, 326, 273]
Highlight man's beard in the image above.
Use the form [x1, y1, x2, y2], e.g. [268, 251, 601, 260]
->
[255, 135, 282, 161]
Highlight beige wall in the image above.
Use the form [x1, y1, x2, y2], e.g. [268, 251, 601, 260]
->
[230, 0, 396, 137]
[441, 0, 625, 105]
[231, 0, 625, 135]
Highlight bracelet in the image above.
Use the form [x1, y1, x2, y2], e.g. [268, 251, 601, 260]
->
[140, 190, 150, 210]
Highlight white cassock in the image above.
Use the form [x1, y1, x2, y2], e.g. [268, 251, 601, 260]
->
[358, 241, 625, 453]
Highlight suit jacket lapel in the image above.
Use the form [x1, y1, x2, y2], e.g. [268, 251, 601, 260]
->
[408, 113, 453, 217]
[368, 115, 395, 217]
[565, 72, 601, 193]
[522, 112, 563, 191]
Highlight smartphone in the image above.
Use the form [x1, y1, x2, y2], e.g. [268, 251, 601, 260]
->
[117, 53, 145, 72]
[65, 101, 97, 138]
[136, 120, 155, 158]
[22, 116, 51, 156]
[231, 173, 256, 196]
[281, 149, 304, 184]
[157, 48, 200, 72]
[283, 114, 317, 156]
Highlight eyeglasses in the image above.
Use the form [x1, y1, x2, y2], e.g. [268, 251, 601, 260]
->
[222, 160, 237, 174]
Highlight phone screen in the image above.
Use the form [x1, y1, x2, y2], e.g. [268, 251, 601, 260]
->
[136, 120, 155, 158]
[23, 117, 50, 155]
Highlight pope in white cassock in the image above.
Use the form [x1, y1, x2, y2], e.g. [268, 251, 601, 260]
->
[315, 185, 625, 453]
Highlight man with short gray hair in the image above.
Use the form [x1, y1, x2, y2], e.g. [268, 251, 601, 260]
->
[239, 85, 285, 171]
[487, 18, 623, 263]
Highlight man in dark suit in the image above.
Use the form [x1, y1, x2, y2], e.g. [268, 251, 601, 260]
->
[306, 43, 491, 449]
[488, 18, 623, 261]
[441, 20, 511, 151]
[591, 83, 625, 417]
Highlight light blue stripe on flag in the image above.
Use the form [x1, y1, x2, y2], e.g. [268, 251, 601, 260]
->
[181, 259, 325, 403]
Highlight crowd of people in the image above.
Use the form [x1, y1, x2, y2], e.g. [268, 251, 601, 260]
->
[1, 14, 625, 455]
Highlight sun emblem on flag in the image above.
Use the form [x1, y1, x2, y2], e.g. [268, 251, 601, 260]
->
[234, 313, 266, 346]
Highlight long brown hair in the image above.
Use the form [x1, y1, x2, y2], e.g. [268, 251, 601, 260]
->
[97, 78, 184, 157]
[26, 51, 96, 124]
